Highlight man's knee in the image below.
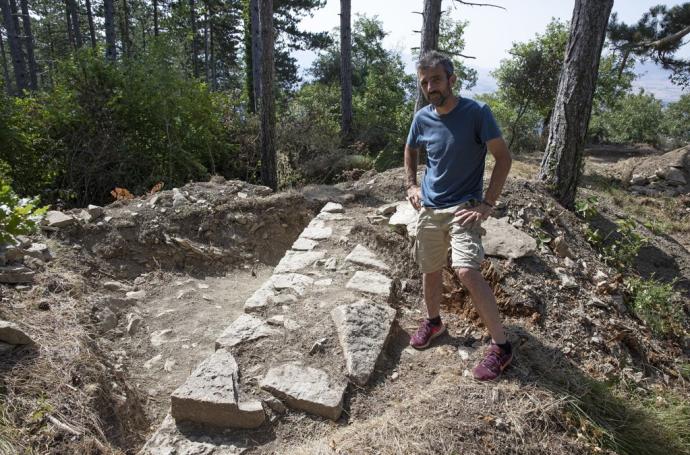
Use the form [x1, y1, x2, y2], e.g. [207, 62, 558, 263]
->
[455, 266, 481, 285]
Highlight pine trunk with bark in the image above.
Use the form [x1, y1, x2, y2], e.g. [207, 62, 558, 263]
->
[339, 0, 352, 140]
[67, 0, 83, 49]
[209, 1, 215, 89]
[538, 0, 614, 208]
[414, 0, 442, 112]
[0, 0, 29, 94]
[84, 0, 96, 48]
[65, 0, 75, 48]
[0, 31, 13, 94]
[104, 0, 116, 61]
[189, 0, 198, 77]
[259, 0, 276, 190]
[19, 0, 37, 89]
[246, 0, 261, 113]
[120, 0, 131, 57]
[153, 0, 159, 36]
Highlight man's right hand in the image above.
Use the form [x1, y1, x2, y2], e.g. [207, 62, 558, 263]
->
[407, 185, 422, 211]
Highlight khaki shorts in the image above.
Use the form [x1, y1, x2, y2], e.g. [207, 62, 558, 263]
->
[413, 200, 485, 273]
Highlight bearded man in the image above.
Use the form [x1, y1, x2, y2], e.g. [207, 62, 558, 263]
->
[405, 50, 513, 381]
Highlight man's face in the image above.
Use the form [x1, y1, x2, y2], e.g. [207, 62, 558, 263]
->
[418, 64, 456, 107]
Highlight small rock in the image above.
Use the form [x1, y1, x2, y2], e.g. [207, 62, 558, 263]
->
[98, 308, 118, 332]
[172, 188, 187, 207]
[126, 290, 146, 300]
[457, 346, 474, 361]
[264, 397, 287, 414]
[150, 329, 175, 347]
[391, 372, 399, 381]
[0, 266, 35, 284]
[87, 205, 104, 219]
[376, 203, 398, 216]
[44, 211, 75, 229]
[309, 337, 327, 355]
[163, 358, 176, 372]
[323, 257, 337, 271]
[0, 321, 35, 345]
[551, 236, 573, 259]
[126, 313, 142, 335]
[103, 281, 132, 292]
[554, 267, 577, 289]
[321, 202, 344, 213]
[144, 354, 163, 369]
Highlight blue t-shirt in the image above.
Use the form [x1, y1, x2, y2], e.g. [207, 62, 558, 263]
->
[406, 97, 501, 208]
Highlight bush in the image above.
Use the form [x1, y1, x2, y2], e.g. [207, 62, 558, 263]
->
[0, 179, 47, 243]
[589, 90, 664, 145]
[662, 93, 690, 148]
[625, 277, 685, 338]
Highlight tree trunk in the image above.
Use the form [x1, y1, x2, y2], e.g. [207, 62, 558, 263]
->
[0, 31, 13, 95]
[415, 0, 442, 111]
[0, 0, 29, 94]
[189, 0, 198, 77]
[538, 0, 614, 208]
[84, 0, 97, 48]
[339, 0, 352, 140]
[120, 0, 131, 57]
[259, 0, 276, 190]
[65, 0, 75, 48]
[104, 0, 116, 61]
[209, 1, 215, 89]
[251, 0, 261, 112]
[19, 0, 37, 90]
[153, 0, 159, 36]
[67, 0, 83, 49]
[203, 10, 209, 83]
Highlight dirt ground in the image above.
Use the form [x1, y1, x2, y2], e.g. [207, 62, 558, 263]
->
[1, 146, 689, 454]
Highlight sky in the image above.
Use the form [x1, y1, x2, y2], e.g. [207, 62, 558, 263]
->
[295, 0, 689, 102]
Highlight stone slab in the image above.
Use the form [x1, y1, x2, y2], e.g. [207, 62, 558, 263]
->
[0, 266, 35, 284]
[331, 301, 396, 385]
[171, 350, 265, 429]
[243, 282, 275, 313]
[321, 202, 344, 213]
[345, 244, 389, 271]
[44, 211, 75, 228]
[274, 250, 326, 274]
[292, 238, 318, 251]
[0, 321, 34, 345]
[272, 273, 314, 295]
[215, 314, 280, 350]
[483, 217, 537, 259]
[345, 271, 392, 296]
[388, 202, 418, 236]
[301, 220, 333, 240]
[260, 362, 346, 420]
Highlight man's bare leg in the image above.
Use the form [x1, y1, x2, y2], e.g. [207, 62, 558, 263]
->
[423, 270, 443, 318]
[455, 267, 507, 344]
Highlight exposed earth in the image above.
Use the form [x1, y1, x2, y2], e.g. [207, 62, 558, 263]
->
[1, 145, 689, 455]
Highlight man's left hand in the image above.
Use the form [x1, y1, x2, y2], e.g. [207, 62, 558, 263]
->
[453, 203, 492, 226]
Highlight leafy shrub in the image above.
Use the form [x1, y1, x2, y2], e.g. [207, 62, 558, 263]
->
[625, 277, 684, 337]
[0, 180, 47, 243]
[589, 90, 664, 145]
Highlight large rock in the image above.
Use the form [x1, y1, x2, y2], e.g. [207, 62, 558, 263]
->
[274, 250, 326, 274]
[260, 362, 346, 420]
[271, 273, 314, 295]
[483, 217, 537, 259]
[215, 314, 280, 350]
[331, 301, 396, 385]
[25, 243, 51, 261]
[0, 266, 35, 284]
[243, 282, 275, 313]
[346, 271, 392, 296]
[321, 202, 344, 213]
[388, 202, 418, 236]
[44, 211, 75, 229]
[171, 350, 265, 428]
[0, 321, 34, 345]
[300, 220, 333, 240]
[345, 244, 390, 272]
[659, 167, 687, 186]
[291, 238, 318, 251]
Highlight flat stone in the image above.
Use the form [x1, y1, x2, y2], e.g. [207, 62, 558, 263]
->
[44, 211, 75, 228]
[388, 202, 418, 236]
[140, 414, 249, 455]
[316, 212, 347, 221]
[274, 250, 326, 274]
[215, 314, 280, 350]
[150, 329, 175, 347]
[555, 267, 578, 289]
[0, 321, 34, 345]
[243, 282, 275, 313]
[171, 350, 265, 428]
[103, 281, 132, 292]
[126, 290, 146, 300]
[345, 244, 390, 271]
[292, 238, 318, 251]
[0, 266, 35, 284]
[301, 220, 332, 240]
[346, 271, 392, 296]
[270, 293, 298, 305]
[260, 362, 346, 420]
[331, 301, 396, 385]
[376, 203, 398, 216]
[272, 273, 313, 295]
[24, 243, 51, 261]
[324, 257, 338, 271]
[483, 217, 537, 259]
[87, 205, 104, 219]
[126, 313, 143, 335]
[322, 202, 344, 213]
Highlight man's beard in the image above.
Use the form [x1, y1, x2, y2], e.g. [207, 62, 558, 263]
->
[426, 90, 449, 107]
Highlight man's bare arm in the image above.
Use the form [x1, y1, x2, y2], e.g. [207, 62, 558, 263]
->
[484, 137, 512, 206]
[404, 144, 422, 210]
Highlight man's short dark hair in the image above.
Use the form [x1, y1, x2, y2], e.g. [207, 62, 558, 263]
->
[417, 50, 454, 78]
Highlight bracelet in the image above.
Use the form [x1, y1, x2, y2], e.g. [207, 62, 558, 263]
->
[481, 200, 495, 208]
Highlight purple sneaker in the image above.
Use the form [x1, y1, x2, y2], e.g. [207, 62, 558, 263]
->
[409, 319, 446, 349]
[472, 343, 512, 381]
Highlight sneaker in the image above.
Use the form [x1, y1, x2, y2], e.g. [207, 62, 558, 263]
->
[472, 343, 512, 381]
[409, 319, 446, 349]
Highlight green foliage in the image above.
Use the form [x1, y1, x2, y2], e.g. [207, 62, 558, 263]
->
[0, 179, 47, 244]
[662, 93, 690, 147]
[624, 276, 684, 338]
[589, 89, 664, 145]
[574, 196, 599, 220]
[601, 218, 648, 269]
[436, 16, 477, 91]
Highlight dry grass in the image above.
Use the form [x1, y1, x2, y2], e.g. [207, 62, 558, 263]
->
[0, 268, 147, 454]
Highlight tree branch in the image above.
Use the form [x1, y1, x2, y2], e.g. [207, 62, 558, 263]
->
[454, 0, 506, 10]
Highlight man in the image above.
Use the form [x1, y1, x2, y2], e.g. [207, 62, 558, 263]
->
[405, 50, 513, 381]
